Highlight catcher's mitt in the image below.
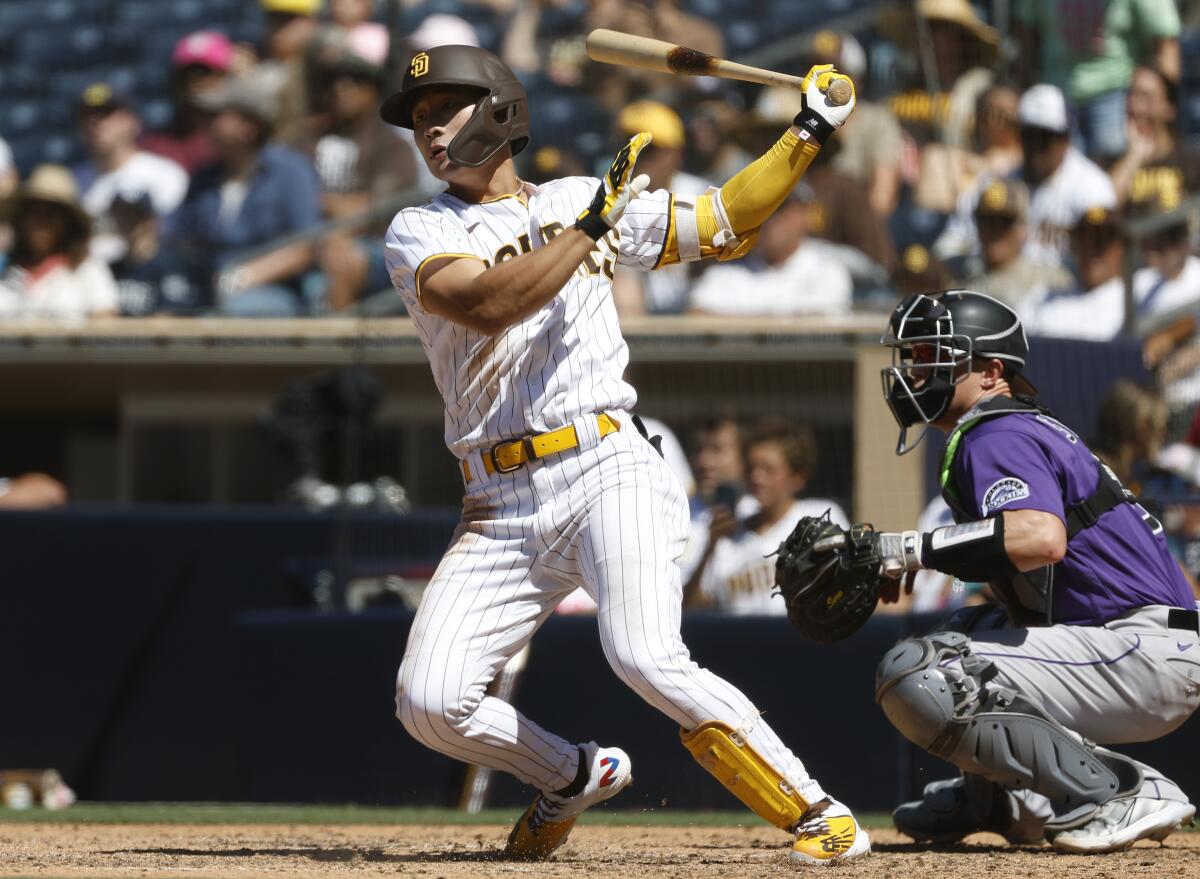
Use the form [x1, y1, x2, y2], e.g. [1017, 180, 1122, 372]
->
[774, 512, 884, 642]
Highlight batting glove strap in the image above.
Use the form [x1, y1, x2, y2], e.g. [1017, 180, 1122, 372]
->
[791, 108, 837, 146]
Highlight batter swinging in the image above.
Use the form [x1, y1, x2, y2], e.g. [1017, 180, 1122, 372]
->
[380, 45, 867, 864]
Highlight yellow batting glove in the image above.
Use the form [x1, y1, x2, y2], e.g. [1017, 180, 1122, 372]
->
[575, 132, 653, 240]
[793, 64, 856, 145]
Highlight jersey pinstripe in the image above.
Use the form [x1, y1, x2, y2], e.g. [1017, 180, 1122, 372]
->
[385, 177, 670, 457]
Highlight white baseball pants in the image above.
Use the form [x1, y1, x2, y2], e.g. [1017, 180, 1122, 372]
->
[396, 414, 827, 804]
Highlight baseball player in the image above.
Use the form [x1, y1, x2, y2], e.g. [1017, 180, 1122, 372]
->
[867, 290, 1199, 851]
[380, 45, 867, 864]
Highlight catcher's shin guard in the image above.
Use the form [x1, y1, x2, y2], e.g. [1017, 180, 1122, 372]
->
[876, 633, 1143, 830]
[681, 721, 811, 829]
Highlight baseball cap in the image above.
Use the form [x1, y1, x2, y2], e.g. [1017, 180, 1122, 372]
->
[261, 0, 322, 14]
[173, 31, 234, 71]
[974, 178, 1029, 220]
[1018, 84, 1068, 134]
[195, 76, 277, 127]
[618, 101, 685, 150]
[1073, 205, 1123, 236]
[78, 82, 132, 114]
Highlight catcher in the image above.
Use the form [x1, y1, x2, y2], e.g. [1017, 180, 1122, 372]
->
[776, 289, 1199, 851]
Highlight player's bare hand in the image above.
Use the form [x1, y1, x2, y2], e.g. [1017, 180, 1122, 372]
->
[792, 65, 855, 144]
[574, 132, 652, 240]
[879, 570, 916, 605]
[709, 504, 738, 541]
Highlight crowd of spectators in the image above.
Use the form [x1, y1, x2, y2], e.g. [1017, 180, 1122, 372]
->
[0, 0, 1194, 330]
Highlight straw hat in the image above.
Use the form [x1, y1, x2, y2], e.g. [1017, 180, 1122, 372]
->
[1, 164, 92, 235]
[878, 0, 999, 59]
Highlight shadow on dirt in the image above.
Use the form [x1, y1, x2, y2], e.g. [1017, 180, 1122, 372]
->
[106, 846, 511, 863]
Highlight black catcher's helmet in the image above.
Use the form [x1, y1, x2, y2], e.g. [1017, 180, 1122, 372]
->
[379, 45, 530, 167]
[880, 289, 1034, 454]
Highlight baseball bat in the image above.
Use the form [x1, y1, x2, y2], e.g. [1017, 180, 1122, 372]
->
[586, 29, 852, 105]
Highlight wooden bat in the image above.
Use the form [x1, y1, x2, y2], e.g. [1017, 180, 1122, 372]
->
[586, 29, 852, 105]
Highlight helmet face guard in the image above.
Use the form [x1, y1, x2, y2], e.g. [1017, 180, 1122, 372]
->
[880, 294, 974, 455]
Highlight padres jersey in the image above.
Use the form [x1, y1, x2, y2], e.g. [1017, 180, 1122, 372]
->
[385, 177, 670, 457]
[699, 499, 850, 615]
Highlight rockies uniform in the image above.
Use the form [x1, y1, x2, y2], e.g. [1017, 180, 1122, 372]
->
[872, 290, 1199, 851]
[378, 44, 869, 863]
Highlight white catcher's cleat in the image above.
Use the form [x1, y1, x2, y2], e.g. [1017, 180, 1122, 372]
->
[505, 742, 632, 860]
[790, 798, 872, 865]
[1051, 797, 1196, 853]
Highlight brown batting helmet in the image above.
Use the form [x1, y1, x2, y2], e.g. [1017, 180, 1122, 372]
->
[379, 45, 530, 167]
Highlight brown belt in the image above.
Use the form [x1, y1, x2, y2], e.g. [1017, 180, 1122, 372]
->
[462, 413, 621, 481]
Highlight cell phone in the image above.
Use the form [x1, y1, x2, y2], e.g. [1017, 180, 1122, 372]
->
[712, 483, 741, 511]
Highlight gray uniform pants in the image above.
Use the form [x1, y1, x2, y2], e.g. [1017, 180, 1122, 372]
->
[954, 603, 1200, 828]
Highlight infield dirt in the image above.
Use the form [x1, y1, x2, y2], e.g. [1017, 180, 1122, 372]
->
[1, 823, 1198, 879]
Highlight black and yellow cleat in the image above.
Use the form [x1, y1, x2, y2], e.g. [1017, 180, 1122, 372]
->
[790, 799, 871, 865]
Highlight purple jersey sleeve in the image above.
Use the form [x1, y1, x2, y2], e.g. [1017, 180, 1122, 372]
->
[955, 429, 1067, 522]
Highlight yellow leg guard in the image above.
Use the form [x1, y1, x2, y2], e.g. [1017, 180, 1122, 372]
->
[680, 721, 811, 830]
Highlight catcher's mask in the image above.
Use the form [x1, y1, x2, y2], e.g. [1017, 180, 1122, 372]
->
[880, 290, 1034, 455]
[379, 45, 529, 168]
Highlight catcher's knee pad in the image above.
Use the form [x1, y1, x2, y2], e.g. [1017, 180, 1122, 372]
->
[681, 720, 812, 830]
[876, 632, 1143, 830]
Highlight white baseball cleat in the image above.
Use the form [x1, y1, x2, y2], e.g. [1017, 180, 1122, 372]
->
[505, 742, 632, 860]
[1051, 797, 1196, 853]
[790, 798, 872, 865]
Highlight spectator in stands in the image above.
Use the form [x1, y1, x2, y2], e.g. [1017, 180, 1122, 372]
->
[296, 29, 416, 311]
[254, 0, 324, 145]
[0, 165, 117, 319]
[688, 186, 852, 316]
[584, 0, 725, 112]
[916, 83, 1022, 215]
[329, 0, 388, 63]
[141, 32, 235, 175]
[964, 178, 1071, 311]
[1135, 192, 1200, 325]
[73, 83, 189, 265]
[109, 190, 200, 316]
[1092, 379, 1170, 493]
[882, 0, 999, 149]
[167, 77, 321, 317]
[890, 243, 954, 297]
[0, 473, 67, 509]
[678, 415, 746, 585]
[0, 135, 17, 270]
[804, 30, 902, 219]
[683, 418, 849, 613]
[1015, 0, 1181, 161]
[1109, 65, 1200, 210]
[936, 84, 1116, 271]
[1021, 205, 1127, 340]
[610, 100, 711, 316]
[749, 87, 895, 276]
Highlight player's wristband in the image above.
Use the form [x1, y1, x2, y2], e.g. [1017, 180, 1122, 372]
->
[920, 516, 1018, 582]
[574, 211, 610, 241]
[792, 108, 836, 146]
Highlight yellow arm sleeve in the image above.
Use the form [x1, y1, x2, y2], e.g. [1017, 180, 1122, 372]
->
[657, 128, 822, 266]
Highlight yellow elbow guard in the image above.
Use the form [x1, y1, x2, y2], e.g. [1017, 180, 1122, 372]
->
[681, 721, 811, 830]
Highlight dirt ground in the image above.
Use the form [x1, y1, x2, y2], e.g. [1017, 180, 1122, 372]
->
[1, 823, 1197, 879]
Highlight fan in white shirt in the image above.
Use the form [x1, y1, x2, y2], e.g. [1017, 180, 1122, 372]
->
[1134, 216, 1200, 321]
[684, 418, 849, 615]
[1021, 205, 1127, 341]
[689, 185, 852, 316]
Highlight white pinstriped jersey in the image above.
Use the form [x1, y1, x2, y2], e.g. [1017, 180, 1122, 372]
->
[385, 176, 671, 458]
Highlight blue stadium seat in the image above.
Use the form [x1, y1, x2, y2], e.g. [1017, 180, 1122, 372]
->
[725, 19, 765, 55]
[115, 0, 207, 27]
[17, 25, 112, 69]
[0, 65, 44, 101]
[45, 0, 114, 25]
[0, 2, 46, 30]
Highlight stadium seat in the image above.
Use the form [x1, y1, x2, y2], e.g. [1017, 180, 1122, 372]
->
[115, 0, 207, 27]
[17, 25, 111, 69]
[44, 0, 114, 25]
[725, 19, 765, 55]
[0, 2, 46, 30]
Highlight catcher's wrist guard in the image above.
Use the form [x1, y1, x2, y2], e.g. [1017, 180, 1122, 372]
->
[922, 516, 1017, 582]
